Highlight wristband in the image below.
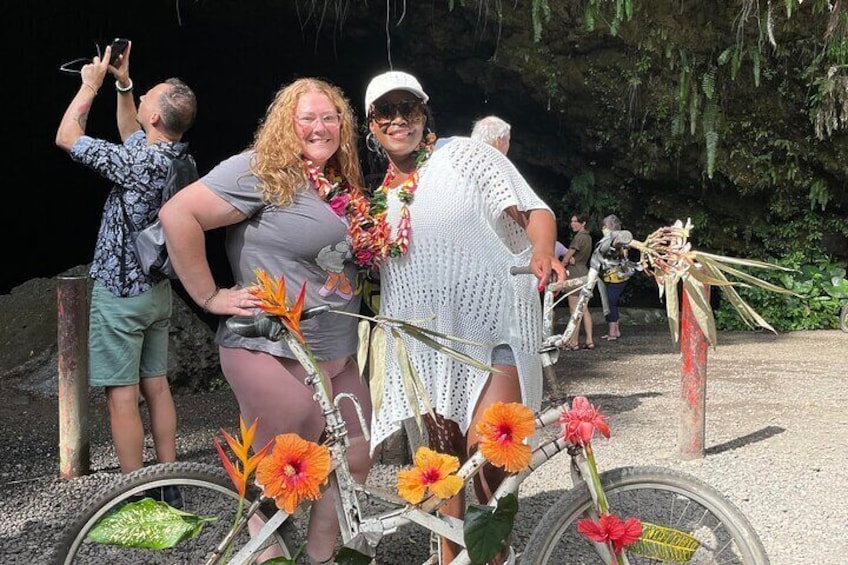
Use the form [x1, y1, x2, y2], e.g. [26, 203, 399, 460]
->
[202, 287, 220, 313]
[81, 82, 98, 95]
[115, 79, 133, 93]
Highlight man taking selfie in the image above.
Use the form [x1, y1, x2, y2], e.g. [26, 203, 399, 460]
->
[55, 41, 197, 496]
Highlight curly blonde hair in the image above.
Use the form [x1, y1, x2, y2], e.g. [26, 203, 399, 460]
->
[249, 78, 363, 207]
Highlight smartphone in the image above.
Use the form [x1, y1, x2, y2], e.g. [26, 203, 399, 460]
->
[108, 38, 129, 66]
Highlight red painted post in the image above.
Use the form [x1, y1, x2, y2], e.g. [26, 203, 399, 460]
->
[678, 285, 710, 460]
[57, 276, 90, 478]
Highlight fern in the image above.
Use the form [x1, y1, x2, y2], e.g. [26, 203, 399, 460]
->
[702, 68, 716, 100]
[628, 522, 700, 562]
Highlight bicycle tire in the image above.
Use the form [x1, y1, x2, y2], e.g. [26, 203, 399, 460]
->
[521, 465, 769, 564]
[839, 303, 848, 333]
[54, 461, 300, 565]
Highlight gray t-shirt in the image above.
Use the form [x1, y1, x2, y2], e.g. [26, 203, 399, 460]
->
[203, 151, 360, 361]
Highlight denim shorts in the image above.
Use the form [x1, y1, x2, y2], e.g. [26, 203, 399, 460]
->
[88, 280, 172, 387]
[491, 344, 516, 367]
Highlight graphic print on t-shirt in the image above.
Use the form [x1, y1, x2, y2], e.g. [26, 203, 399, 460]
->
[316, 240, 354, 300]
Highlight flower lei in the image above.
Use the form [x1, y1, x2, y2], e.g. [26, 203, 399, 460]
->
[303, 133, 437, 270]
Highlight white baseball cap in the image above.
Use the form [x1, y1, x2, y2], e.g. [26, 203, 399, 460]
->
[364, 70, 429, 113]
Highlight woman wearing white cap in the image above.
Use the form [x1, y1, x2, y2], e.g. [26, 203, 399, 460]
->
[358, 70, 566, 564]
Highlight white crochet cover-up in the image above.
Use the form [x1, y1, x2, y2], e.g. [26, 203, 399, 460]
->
[370, 137, 553, 453]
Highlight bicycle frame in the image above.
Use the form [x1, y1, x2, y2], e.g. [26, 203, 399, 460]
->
[226, 233, 634, 565]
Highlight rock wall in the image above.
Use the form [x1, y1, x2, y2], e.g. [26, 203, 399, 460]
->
[0, 266, 222, 397]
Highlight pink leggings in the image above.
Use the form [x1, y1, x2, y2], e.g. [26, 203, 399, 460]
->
[218, 347, 371, 449]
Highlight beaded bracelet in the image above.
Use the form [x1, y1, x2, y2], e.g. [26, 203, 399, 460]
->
[115, 79, 134, 93]
[202, 287, 220, 313]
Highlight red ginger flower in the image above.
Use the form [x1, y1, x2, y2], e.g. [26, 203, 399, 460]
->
[397, 447, 464, 504]
[255, 433, 331, 515]
[577, 514, 642, 555]
[475, 401, 535, 472]
[558, 396, 611, 446]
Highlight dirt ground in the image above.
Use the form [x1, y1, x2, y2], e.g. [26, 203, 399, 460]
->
[1, 314, 846, 563]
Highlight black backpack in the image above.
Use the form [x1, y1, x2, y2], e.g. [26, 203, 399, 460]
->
[121, 149, 199, 280]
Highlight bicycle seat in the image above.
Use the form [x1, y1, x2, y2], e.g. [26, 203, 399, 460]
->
[226, 306, 331, 341]
[227, 313, 286, 341]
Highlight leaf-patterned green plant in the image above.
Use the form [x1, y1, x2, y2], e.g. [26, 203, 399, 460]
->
[87, 498, 215, 549]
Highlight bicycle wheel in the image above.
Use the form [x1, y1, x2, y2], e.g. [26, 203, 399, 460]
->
[839, 302, 848, 333]
[55, 461, 300, 565]
[522, 466, 769, 564]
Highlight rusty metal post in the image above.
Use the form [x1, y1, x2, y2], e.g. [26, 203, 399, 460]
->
[678, 285, 710, 460]
[57, 276, 90, 478]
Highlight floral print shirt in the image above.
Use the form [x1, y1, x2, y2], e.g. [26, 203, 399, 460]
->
[71, 130, 189, 297]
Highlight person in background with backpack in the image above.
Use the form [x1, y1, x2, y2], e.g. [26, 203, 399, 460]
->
[55, 40, 197, 498]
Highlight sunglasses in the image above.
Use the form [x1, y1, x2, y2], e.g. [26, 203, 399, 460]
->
[370, 99, 425, 123]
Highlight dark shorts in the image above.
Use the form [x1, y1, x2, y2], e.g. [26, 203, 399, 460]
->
[89, 280, 172, 387]
[491, 343, 516, 366]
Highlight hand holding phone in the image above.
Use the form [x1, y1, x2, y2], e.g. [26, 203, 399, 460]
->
[108, 38, 130, 67]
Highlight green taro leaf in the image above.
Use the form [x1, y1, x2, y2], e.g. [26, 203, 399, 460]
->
[464, 493, 518, 564]
[87, 498, 216, 549]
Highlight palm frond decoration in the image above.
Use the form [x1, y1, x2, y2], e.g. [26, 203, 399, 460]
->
[332, 310, 498, 420]
[629, 218, 798, 346]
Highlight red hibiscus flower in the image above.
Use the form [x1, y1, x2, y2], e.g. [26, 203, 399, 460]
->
[577, 514, 642, 554]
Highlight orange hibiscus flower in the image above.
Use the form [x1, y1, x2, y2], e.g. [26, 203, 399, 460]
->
[475, 402, 535, 473]
[255, 433, 331, 514]
[397, 447, 464, 505]
[250, 270, 306, 341]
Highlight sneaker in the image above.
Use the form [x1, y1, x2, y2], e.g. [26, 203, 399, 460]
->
[161, 485, 184, 509]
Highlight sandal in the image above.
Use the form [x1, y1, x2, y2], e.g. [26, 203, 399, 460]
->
[565, 344, 580, 351]
[582, 342, 595, 350]
[606, 336, 618, 341]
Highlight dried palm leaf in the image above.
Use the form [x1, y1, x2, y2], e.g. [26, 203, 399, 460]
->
[631, 218, 799, 344]
[357, 319, 370, 380]
[369, 325, 387, 416]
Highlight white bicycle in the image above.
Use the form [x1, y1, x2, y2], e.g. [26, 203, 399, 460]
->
[55, 230, 769, 564]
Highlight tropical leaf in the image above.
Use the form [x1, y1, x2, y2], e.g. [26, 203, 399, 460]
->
[393, 329, 430, 432]
[87, 498, 215, 549]
[399, 327, 500, 374]
[694, 251, 796, 272]
[369, 325, 387, 416]
[682, 276, 718, 346]
[665, 276, 680, 342]
[628, 521, 700, 561]
[357, 319, 370, 380]
[464, 493, 518, 565]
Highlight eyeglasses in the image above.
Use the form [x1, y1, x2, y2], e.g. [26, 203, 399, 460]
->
[369, 99, 425, 123]
[295, 113, 342, 128]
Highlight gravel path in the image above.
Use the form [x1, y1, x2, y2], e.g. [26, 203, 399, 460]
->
[2, 323, 845, 564]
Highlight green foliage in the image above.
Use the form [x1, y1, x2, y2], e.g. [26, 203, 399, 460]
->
[334, 547, 373, 565]
[87, 498, 215, 549]
[464, 493, 518, 564]
[715, 252, 848, 331]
